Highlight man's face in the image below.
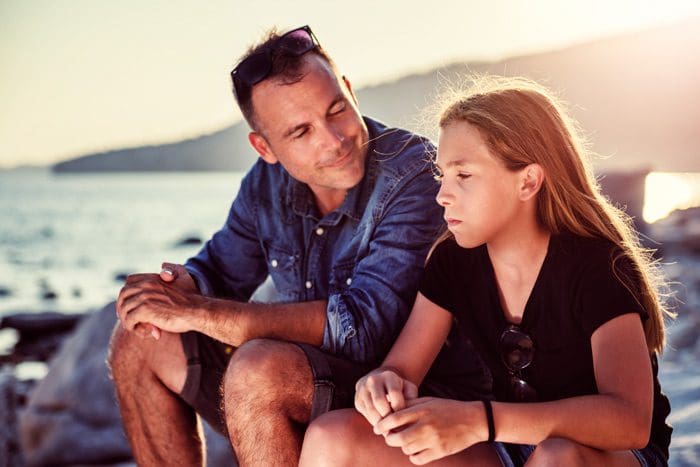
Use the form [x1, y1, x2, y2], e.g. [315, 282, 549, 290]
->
[248, 54, 369, 212]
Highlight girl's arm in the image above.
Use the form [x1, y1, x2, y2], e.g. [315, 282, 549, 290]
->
[491, 311, 653, 448]
[354, 293, 453, 425]
[375, 312, 653, 461]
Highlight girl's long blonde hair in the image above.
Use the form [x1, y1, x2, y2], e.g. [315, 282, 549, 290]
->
[433, 75, 672, 353]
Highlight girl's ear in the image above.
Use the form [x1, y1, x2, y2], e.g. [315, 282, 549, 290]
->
[519, 164, 545, 201]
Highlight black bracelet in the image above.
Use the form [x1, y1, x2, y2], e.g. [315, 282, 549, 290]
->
[481, 399, 495, 442]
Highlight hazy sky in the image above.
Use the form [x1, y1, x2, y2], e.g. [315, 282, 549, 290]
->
[2, 0, 699, 168]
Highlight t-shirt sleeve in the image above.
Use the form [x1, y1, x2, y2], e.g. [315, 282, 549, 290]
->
[419, 238, 456, 312]
[575, 251, 648, 337]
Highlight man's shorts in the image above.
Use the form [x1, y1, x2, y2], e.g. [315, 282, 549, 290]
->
[178, 331, 375, 435]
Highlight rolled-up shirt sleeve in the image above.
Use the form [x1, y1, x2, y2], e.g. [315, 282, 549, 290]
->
[322, 166, 443, 364]
[185, 170, 268, 301]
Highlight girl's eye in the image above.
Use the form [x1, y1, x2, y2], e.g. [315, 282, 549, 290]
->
[457, 173, 472, 180]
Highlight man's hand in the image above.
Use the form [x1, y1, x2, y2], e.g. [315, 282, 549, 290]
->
[373, 398, 487, 465]
[354, 367, 418, 426]
[116, 262, 202, 340]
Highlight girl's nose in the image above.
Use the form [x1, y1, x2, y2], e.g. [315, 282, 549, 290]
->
[436, 182, 452, 207]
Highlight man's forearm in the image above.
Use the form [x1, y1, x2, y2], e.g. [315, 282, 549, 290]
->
[190, 298, 328, 347]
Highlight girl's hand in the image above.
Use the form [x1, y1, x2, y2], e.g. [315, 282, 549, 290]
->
[354, 367, 418, 426]
[374, 398, 487, 465]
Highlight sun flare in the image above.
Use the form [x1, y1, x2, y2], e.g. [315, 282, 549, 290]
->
[644, 172, 700, 223]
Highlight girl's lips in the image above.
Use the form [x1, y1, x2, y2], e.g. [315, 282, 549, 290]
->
[446, 217, 462, 226]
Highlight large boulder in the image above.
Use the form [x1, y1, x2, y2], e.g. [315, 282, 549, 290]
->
[0, 369, 24, 466]
[18, 302, 234, 466]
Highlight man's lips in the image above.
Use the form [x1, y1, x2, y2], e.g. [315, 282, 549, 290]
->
[322, 149, 353, 168]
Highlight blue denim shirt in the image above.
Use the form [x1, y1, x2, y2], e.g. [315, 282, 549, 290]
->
[185, 117, 443, 364]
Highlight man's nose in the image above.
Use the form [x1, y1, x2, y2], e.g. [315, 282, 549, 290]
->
[321, 122, 345, 151]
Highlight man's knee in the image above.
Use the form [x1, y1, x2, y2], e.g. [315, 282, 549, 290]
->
[108, 323, 188, 395]
[528, 438, 585, 467]
[107, 322, 139, 377]
[225, 339, 308, 388]
[223, 339, 313, 415]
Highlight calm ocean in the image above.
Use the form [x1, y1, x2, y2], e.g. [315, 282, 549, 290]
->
[2, 169, 700, 318]
[0, 169, 244, 317]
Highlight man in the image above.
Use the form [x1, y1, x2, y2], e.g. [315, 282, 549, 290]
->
[110, 25, 445, 466]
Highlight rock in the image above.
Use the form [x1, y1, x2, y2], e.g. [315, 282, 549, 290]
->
[18, 304, 132, 466]
[39, 290, 57, 301]
[114, 272, 130, 282]
[0, 312, 83, 363]
[0, 369, 24, 466]
[18, 302, 235, 466]
[175, 235, 203, 247]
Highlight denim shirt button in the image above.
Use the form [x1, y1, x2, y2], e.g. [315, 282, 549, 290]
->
[315, 227, 324, 236]
[305, 280, 313, 289]
[346, 277, 352, 286]
[271, 259, 278, 268]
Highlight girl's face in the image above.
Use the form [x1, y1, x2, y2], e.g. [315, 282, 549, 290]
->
[435, 121, 525, 248]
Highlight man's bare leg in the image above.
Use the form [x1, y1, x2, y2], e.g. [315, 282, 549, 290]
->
[223, 339, 314, 466]
[108, 324, 204, 466]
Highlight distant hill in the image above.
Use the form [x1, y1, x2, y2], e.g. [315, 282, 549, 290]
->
[53, 17, 700, 173]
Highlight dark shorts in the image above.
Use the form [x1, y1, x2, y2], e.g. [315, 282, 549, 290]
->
[178, 331, 374, 435]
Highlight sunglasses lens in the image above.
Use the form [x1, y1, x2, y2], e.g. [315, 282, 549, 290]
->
[236, 52, 273, 86]
[510, 375, 539, 402]
[279, 29, 315, 54]
[232, 26, 318, 94]
[500, 327, 534, 371]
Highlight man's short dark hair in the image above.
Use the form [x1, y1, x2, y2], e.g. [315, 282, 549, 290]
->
[232, 27, 339, 130]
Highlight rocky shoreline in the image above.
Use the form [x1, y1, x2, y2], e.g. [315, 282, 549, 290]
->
[0, 303, 235, 467]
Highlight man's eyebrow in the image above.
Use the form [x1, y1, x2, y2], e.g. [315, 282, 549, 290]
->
[282, 94, 346, 138]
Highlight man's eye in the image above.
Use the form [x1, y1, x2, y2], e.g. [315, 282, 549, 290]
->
[331, 103, 346, 115]
[294, 129, 308, 139]
[432, 168, 443, 182]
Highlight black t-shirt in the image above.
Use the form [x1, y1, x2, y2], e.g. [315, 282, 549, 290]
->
[420, 233, 672, 457]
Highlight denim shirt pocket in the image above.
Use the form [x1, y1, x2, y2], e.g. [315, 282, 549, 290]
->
[328, 261, 356, 296]
[262, 242, 301, 302]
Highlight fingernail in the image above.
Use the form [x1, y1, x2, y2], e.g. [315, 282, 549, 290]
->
[161, 268, 173, 276]
[151, 329, 159, 339]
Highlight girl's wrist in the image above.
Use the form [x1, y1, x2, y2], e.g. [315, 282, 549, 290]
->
[376, 365, 404, 379]
[481, 399, 496, 442]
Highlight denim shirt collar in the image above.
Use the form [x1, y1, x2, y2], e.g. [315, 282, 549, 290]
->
[284, 116, 382, 225]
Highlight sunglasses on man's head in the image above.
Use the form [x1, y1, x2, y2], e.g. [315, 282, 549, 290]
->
[231, 25, 320, 100]
[499, 324, 538, 402]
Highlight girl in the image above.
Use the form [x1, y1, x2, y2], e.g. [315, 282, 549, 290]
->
[298, 76, 672, 467]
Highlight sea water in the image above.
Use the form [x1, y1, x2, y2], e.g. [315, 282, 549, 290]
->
[2, 168, 700, 317]
[0, 169, 244, 316]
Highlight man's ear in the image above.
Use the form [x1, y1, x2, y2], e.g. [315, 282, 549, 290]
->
[248, 132, 278, 164]
[342, 75, 359, 106]
[519, 164, 545, 201]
